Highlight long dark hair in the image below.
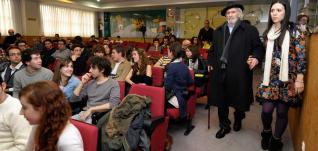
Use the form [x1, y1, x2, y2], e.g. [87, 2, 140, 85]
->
[132, 48, 149, 75]
[263, 0, 291, 46]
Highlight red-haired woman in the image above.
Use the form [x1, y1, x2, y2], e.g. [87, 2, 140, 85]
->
[20, 81, 83, 151]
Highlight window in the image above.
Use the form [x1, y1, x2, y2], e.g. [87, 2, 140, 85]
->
[40, 4, 96, 37]
[0, 0, 14, 36]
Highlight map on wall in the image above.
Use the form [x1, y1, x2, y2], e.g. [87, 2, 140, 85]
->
[109, 10, 166, 38]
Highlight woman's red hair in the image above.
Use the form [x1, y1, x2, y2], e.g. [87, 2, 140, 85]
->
[19, 81, 71, 151]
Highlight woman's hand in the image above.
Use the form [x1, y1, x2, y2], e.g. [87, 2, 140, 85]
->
[295, 74, 305, 94]
[295, 81, 304, 94]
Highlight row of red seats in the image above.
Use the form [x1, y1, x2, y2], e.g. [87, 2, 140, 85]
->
[70, 80, 168, 151]
[71, 67, 200, 151]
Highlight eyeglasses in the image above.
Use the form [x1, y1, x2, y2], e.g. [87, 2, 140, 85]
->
[9, 52, 21, 56]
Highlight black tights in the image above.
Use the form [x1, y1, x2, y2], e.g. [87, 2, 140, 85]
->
[261, 101, 289, 139]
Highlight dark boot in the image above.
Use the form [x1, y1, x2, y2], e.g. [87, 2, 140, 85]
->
[261, 130, 272, 150]
[233, 111, 245, 131]
[215, 119, 231, 139]
[268, 137, 283, 151]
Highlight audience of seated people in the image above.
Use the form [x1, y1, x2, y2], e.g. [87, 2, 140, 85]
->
[53, 59, 80, 101]
[0, 32, 213, 150]
[13, 48, 53, 98]
[0, 46, 25, 95]
[110, 45, 131, 81]
[71, 56, 120, 124]
[0, 76, 31, 151]
[125, 48, 152, 90]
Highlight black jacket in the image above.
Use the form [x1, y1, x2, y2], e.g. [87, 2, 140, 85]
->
[0, 62, 25, 91]
[207, 21, 264, 111]
[198, 27, 214, 42]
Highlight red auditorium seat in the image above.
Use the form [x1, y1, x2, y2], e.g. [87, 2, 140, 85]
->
[147, 51, 162, 58]
[129, 84, 169, 151]
[166, 70, 196, 135]
[199, 48, 208, 60]
[162, 48, 168, 55]
[151, 67, 164, 87]
[118, 81, 125, 101]
[47, 59, 60, 72]
[135, 42, 149, 51]
[70, 119, 98, 151]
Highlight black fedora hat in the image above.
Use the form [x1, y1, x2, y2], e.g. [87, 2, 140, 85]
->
[221, 3, 244, 16]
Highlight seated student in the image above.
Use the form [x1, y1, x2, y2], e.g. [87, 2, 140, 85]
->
[165, 43, 193, 119]
[71, 57, 120, 124]
[16, 40, 28, 52]
[154, 45, 172, 69]
[0, 46, 25, 95]
[13, 49, 53, 98]
[52, 39, 71, 60]
[53, 59, 80, 101]
[110, 45, 131, 81]
[169, 35, 177, 43]
[92, 44, 111, 61]
[0, 47, 8, 64]
[41, 39, 56, 68]
[20, 81, 83, 151]
[70, 43, 89, 77]
[160, 36, 170, 53]
[0, 76, 31, 151]
[125, 48, 152, 87]
[185, 45, 208, 87]
[191, 36, 201, 47]
[148, 38, 161, 51]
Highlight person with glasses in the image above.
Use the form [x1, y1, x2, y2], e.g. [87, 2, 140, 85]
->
[0, 46, 25, 95]
[0, 48, 8, 64]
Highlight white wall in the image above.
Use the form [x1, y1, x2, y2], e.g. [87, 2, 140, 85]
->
[22, 0, 41, 36]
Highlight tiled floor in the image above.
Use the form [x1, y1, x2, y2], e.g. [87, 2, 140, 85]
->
[168, 103, 294, 151]
[168, 68, 294, 151]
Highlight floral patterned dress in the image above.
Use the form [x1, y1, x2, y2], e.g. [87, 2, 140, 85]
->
[256, 31, 306, 106]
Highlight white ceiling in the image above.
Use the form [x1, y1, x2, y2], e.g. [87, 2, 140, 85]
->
[43, 0, 271, 12]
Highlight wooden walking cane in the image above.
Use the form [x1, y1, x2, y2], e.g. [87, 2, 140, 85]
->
[208, 106, 211, 129]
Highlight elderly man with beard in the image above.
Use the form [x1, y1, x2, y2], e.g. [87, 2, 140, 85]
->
[207, 3, 264, 139]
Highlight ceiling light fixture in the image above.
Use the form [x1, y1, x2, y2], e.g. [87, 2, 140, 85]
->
[97, 0, 100, 2]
